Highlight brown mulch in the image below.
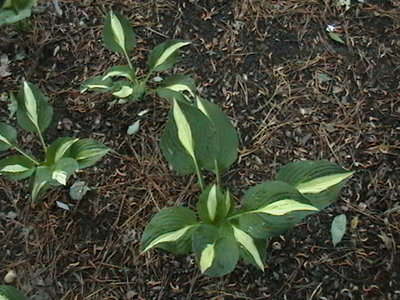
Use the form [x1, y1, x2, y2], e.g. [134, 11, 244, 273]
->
[0, 0, 399, 299]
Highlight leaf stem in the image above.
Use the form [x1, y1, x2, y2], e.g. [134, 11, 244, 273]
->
[123, 49, 133, 70]
[36, 129, 47, 153]
[193, 158, 205, 191]
[214, 160, 221, 188]
[14, 146, 40, 165]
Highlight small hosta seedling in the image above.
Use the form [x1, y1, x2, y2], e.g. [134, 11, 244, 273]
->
[141, 97, 354, 276]
[81, 11, 195, 104]
[0, 82, 109, 201]
[0, 0, 36, 26]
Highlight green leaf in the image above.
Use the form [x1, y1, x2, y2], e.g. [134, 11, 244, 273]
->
[45, 137, 79, 165]
[238, 181, 319, 239]
[68, 139, 109, 169]
[328, 32, 345, 44]
[160, 101, 218, 175]
[16, 82, 53, 134]
[331, 214, 347, 247]
[112, 84, 134, 98]
[102, 65, 136, 81]
[197, 185, 229, 223]
[172, 99, 195, 158]
[277, 160, 354, 208]
[51, 158, 79, 186]
[196, 97, 238, 173]
[192, 224, 239, 276]
[147, 40, 191, 72]
[81, 76, 113, 93]
[141, 206, 198, 254]
[162, 74, 196, 97]
[231, 225, 264, 270]
[156, 87, 191, 104]
[0, 122, 17, 151]
[0, 155, 35, 180]
[30, 166, 52, 201]
[0, 0, 35, 26]
[0, 284, 27, 300]
[103, 11, 136, 54]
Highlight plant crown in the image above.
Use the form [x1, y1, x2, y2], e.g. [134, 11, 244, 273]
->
[0, 82, 109, 201]
[140, 95, 354, 276]
[81, 11, 194, 104]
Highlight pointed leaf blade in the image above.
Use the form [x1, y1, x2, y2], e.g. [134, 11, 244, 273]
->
[147, 40, 191, 72]
[102, 65, 136, 81]
[0, 155, 35, 180]
[103, 11, 136, 54]
[232, 225, 264, 270]
[81, 76, 113, 93]
[0, 122, 17, 151]
[162, 74, 196, 97]
[68, 139, 109, 169]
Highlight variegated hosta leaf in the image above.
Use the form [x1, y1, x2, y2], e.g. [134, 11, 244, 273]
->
[172, 99, 195, 158]
[192, 224, 239, 276]
[0, 122, 17, 151]
[155, 87, 191, 104]
[161, 74, 196, 97]
[147, 40, 191, 72]
[30, 166, 52, 201]
[68, 139, 109, 169]
[0, 155, 35, 180]
[51, 158, 79, 186]
[277, 160, 354, 209]
[238, 181, 319, 239]
[195, 97, 238, 173]
[45, 137, 79, 165]
[102, 65, 136, 81]
[232, 225, 264, 270]
[141, 207, 198, 254]
[197, 184, 229, 223]
[112, 84, 134, 98]
[103, 11, 136, 54]
[81, 76, 113, 93]
[16, 82, 53, 134]
[160, 100, 218, 175]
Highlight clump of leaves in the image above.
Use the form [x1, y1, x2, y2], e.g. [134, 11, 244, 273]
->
[141, 97, 354, 276]
[81, 11, 194, 104]
[0, 0, 36, 26]
[0, 82, 109, 201]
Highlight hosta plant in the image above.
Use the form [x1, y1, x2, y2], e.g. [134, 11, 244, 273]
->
[141, 97, 354, 276]
[0, 82, 109, 201]
[81, 11, 195, 104]
[0, 0, 36, 26]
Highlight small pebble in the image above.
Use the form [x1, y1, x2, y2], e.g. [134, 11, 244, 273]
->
[4, 270, 17, 283]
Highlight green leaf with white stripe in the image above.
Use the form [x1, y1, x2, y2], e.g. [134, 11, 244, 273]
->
[196, 97, 238, 173]
[141, 206, 198, 255]
[156, 87, 191, 104]
[0, 122, 17, 151]
[112, 84, 134, 98]
[102, 65, 136, 81]
[45, 137, 79, 165]
[16, 82, 53, 134]
[68, 139, 109, 169]
[197, 185, 229, 223]
[147, 40, 191, 72]
[277, 160, 354, 208]
[161, 100, 218, 175]
[0, 155, 35, 180]
[192, 224, 239, 276]
[81, 76, 113, 93]
[238, 181, 319, 239]
[51, 158, 79, 186]
[103, 11, 136, 54]
[161, 74, 196, 97]
[30, 166, 52, 201]
[232, 225, 264, 270]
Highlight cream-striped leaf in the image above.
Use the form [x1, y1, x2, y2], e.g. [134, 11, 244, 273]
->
[110, 11, 125, 52]
[207, 184, 218, 221]
[232, 225, 264, 270]
[23, 81, 39, 129]
[0, 122, 17, 151]
[250, 199, 318, 215]
[172, 99, 195, 158]
[296, 172, 354, 194]
[148, 40, 191, 72]
[142, 225, 194, 252]
[102, 65, 136, 81]
[199, 243, 215, 273]
[112, 85, 134, 98]
[0, 164, 30, 173]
